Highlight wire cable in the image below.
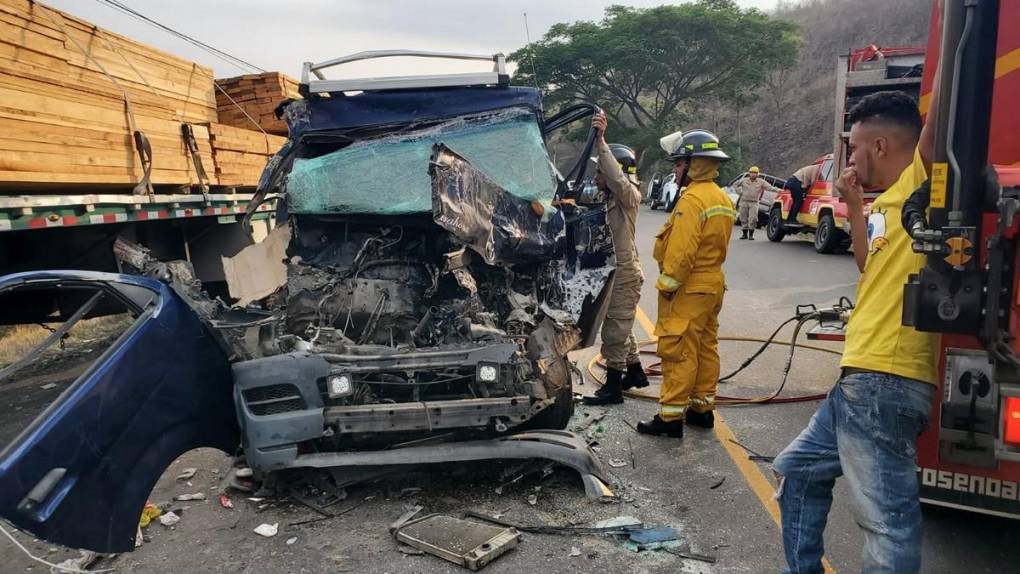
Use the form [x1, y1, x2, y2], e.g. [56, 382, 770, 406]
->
[586, 314, 837, 405]
[92, 0, 265, 74]
[0, 521, 114, 573]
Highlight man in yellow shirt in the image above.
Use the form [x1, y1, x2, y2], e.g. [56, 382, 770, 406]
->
[772, 90, 939, 573]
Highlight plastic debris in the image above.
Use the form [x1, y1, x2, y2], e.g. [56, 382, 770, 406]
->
[594, 516, 642, 529]
[174, 492, 206, 501]
[138, 501, 162, 528]
[219, 493, 234, 509]
[286, 537, 298, 546]
[176, 468, 198, 481]
[39, 383, 57, 390]
[158, 512, 180, 527]
[569, 546, 582, 557]
[247, 498, 264, 502]
[608, 459, 628, 468]
[527, 494, 538, 506]
[629, 527, 679, 545]
[253, 523, 279, 538]
[53, 550, 99, 572]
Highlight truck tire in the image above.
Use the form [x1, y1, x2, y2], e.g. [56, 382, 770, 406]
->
[767, 207, 786, 242]
[814, 213, 840, 254]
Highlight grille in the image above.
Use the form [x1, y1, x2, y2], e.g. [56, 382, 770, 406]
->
[243, 384, 306, 416]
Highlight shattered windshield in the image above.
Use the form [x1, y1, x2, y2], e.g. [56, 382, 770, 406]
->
[285, 107, 560, 215]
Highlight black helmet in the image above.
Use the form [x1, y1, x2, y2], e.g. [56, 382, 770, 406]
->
[668, 129, 730, 162]
[608, 143, 638, 175]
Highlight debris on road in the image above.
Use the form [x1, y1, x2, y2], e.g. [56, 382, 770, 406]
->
[393, 514, 521, 571]
[52, 550, 101, 573]
[39, 383, 57, 390]
[527, 494, 538, 506]
[594, 516, 643, 529]
[569, 546, 582, 557]
[710, 477, 727, 490]
[663, 548, 719, 564]
[235, 468, 254, 478]
[389, 506, 425, 535]
[728, 438, 776, 463]
[138, 502, 162, 528]
[219, 493, 234, 509]
[157, 512, 180, 527]
[175, 468, 198, 481]
[628, 527, 679, 545]
[174, 493, 206, 501]
[608, 459, 628, 468]
[286, 537, 298, 546]
[253, 523, 279, 538]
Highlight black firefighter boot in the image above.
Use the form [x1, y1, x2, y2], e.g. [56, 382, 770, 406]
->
[636, 414, 684, 438]
[622, 362, 650, 390]
[748, 229, 755, 241]
[584, 368, 624, 405]
[685, 410, 715, 429]
[739, 229, 748, 240]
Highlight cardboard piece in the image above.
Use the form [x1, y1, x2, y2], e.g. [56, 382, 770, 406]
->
[222, 223, 289, 305]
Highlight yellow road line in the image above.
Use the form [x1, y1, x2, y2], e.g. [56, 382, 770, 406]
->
[635, 304, 658, 340]
[634, 305, 837, 573]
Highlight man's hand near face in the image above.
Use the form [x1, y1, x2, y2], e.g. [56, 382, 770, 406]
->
[837, 167, 868, 273]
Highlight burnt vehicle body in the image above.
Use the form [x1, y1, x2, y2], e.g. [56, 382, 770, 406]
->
[0, 53, 614, 552]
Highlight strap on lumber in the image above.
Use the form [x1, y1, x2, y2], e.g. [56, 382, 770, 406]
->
[131, 129, 155, 197]
[181, 124, 211, 202]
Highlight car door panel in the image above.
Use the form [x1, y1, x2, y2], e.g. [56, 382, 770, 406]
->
[0, 271, 238, 553]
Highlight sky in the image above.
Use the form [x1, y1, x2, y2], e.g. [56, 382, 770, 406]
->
[43, 0, 781, 80]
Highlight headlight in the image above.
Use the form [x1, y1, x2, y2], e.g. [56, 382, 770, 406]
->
[476, 363, 499, 383]
[326, 373, 353, 398]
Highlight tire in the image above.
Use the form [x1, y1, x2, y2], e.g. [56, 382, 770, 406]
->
[814, 213, 840, 254]
[766, 207, 786, 242]
[520, 358, 575, 430]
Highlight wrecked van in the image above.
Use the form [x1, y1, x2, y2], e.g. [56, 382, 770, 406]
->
[0, 52, 615, 551]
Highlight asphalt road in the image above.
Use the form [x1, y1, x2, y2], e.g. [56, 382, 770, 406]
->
[1, 207, 1016, 573]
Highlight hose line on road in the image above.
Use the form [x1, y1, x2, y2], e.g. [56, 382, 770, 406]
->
[586, 315, 840, 405]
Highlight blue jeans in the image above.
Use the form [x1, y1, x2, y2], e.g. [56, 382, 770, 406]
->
[772, 372, 935, 573]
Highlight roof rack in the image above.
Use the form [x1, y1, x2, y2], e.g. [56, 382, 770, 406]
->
[301, 50, 509, 94]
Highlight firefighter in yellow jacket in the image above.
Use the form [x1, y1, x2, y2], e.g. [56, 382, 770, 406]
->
[637, 129, 735, 438]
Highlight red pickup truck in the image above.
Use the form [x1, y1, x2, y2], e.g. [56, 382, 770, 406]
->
[764, 153, 878, 254]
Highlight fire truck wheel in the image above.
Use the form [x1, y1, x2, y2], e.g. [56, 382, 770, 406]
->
[767, 207, 786, 242]
[814, 213, 841, 254]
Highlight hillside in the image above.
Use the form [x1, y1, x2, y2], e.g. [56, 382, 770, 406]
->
[705, 0, 933, 178]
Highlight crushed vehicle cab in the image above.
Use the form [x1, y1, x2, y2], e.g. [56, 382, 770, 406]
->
[0, 52, 615, 552]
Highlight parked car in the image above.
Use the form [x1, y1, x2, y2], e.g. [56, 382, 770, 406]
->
[721, 171, 786, 227]
[649, 172, 680, 210]
[0, 52, 616, 553]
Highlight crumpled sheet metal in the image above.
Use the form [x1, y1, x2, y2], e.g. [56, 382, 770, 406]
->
[429, 143, 565, 266]
[285, 108, 559, 216]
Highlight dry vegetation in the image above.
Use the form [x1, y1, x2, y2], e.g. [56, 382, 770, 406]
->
[708, 0, 933, 177]
[0, 315, 134, 369]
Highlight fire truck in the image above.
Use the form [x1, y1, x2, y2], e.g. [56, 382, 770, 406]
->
[809, 0, 1019, 520]
[905, 0, 1020, 519]
[766, 44, 925, 254]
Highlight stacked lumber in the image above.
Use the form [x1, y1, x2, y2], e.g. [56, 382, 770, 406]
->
[215, 73, 300, 135]
[204, 123, 286, 186]
[0, 0, 223, 187]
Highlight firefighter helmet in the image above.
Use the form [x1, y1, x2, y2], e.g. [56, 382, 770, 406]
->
[668, 129, 731, 162]
[749, 165, 760, 173]
[608, 143, 638, 175]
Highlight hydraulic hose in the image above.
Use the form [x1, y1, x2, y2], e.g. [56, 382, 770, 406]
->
[585, 313, 841, 406]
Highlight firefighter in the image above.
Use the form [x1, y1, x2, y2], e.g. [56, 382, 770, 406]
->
[784, 162, 820, 223]
[583, 110, 649, 406]
[637, 129, 735, 437]
[733, 166, 777, 239]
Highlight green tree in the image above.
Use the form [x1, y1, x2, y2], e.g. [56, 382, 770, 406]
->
[511, 0, 801, 178]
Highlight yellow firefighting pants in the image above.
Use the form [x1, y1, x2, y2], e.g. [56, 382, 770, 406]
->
[656, 289, 724, 421]
[600, 273, 644, 371]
